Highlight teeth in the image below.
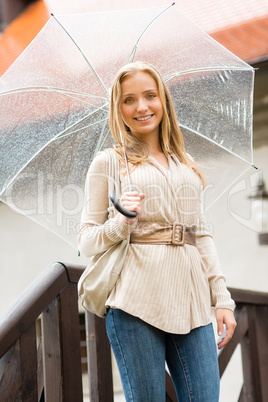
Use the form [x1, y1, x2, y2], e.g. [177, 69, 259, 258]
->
[136, 115, 152, 121]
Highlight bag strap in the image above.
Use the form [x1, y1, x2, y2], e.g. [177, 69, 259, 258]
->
[105, 148, 120, 219]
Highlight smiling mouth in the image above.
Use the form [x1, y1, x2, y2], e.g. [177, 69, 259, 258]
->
[135, 114, 153, 122]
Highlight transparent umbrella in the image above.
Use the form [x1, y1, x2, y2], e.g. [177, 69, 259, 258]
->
[0, 3, 255, 248]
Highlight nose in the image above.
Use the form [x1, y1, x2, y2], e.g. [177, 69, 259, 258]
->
[136, 97, 148, 113]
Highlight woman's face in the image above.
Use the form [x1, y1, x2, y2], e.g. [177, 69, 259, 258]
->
[120, 71, 163, 141]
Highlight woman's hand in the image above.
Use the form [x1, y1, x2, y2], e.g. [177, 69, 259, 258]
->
[216, 308, 237, 350]
[120, 191, 145, 225]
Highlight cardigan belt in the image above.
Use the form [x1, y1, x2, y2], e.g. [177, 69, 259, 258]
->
[130, 222, 196, 246]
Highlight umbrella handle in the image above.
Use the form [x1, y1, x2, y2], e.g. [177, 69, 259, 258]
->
[109, 190, 138, 218]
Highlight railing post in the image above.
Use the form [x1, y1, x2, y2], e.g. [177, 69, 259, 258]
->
[240, 329, 255, 401]
[85, 311, 113, 402]
[59, 283, 83, 402]
[41, 296, 63, 401]
[165, 371, 178, 401]
[218, 306, 248, 377]
[255, 305, 268, 400]
[19, 324, 38, 400]
[240, 305, 268, 402]
[0, 341, 21, 399]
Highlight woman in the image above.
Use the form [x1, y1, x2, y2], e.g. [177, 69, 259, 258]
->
[79, 61, 237, 401]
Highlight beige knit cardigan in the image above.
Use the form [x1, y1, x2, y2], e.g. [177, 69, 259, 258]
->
[78, 149, 234, 334]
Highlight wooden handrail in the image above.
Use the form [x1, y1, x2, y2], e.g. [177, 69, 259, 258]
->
[0, 262, 84, 401]
[227, 287, 268, 305]
[0, 262, 267, 401]
[0, 263, 68, 356]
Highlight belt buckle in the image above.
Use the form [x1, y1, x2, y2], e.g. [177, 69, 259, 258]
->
[172, 223, 185, 246]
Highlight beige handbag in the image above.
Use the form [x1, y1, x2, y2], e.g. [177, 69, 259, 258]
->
[78, 149, 129, 318]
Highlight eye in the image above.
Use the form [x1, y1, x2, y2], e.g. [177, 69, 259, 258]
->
[147, 93, 156, 99]
[124, 98, 134, 104]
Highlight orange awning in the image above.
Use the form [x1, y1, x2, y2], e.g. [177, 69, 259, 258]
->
[211, 15, 268, 65]
[0, 0, 50, 76]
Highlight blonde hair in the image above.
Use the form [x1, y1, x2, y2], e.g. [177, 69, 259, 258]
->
[109, 61, 206, 187]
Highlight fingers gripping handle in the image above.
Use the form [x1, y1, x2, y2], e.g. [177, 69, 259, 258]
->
[109, 190, 138, 218]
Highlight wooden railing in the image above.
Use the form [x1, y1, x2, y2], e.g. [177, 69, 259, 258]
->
[0, 262, 267, 401]
[218, 288, 268, 401]
[0, 263, 83, 401]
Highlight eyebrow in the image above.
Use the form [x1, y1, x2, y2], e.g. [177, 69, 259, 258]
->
[121, 89, 158, 98]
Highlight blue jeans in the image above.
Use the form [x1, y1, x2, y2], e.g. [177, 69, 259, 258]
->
[106, 309, 220, 402]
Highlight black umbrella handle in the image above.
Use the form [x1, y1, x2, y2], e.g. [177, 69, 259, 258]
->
[109, 190, 138, 218]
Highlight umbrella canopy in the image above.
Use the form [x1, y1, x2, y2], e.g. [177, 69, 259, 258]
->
[0, 4, 255, 248]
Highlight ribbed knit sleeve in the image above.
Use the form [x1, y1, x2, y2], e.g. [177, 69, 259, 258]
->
[196, 200, 235, 311]
[78, 151, 137, 258]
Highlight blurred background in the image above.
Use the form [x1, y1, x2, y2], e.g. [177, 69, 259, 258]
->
[0, 1, 267, 401]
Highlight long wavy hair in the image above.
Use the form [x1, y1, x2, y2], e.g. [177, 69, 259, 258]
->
[109, 61, 206, 187]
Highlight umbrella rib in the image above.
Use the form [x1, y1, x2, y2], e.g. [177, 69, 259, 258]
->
[179, 123, 255, 167]
[52, 102, 109, 140]
[164, 66, 253, 81]
[54, 117, 108, 141]
[51, 88, 106, 106]
[127, 2, 175, 63]
[94, 122, 111, 156]
[52, 14, 110, 101]
[97, 128, 111, 154]
[0, 86, 107, 103]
